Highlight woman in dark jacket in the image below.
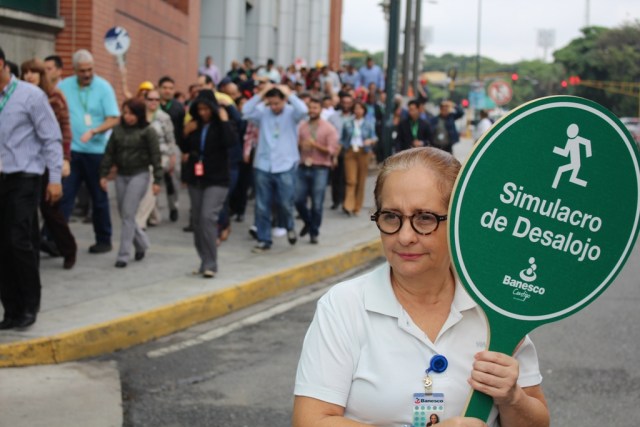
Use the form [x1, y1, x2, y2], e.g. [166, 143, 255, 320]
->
[179, 90, 234, 278]
[100, 98, 162, 268]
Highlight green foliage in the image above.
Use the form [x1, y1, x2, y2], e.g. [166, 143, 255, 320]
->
[554, 21, 640, 116]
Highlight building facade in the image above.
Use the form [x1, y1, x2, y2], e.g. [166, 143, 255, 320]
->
[199, 0, 342, 73]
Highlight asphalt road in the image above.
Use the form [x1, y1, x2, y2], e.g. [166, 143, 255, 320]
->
[105, 242, 640, 427]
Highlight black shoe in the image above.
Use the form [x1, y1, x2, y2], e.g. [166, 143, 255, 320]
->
[287, 229, 297, 245]
[342, 207, 352, 217]
[310, 235, 318, 244]
[0, 317, 16, 330]
[300, 225, 309, 237]
[248, 226, 258, 240]
[63, 254, 76, 270]
[235, 214, 245, 223]
[330, 204, 339, 210]
[135, 251, 145, 261]
[170, 209, 179, 222]
[89, 242, 112, 254]
[115, 260, 127, 268]
[251, 241, 271, 253]
[41, 239, 61, 257]
[183, 224, 194, 232]
[13, 312, 37, 329]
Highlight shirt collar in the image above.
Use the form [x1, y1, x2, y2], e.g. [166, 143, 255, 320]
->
[1, 75, 17, 95]
[364, 263, 477, 317]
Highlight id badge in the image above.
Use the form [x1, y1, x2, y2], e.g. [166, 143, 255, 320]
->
[194, 161, 204, 176]
[84, 114, 93, 126]
[412, 392, 445, 427]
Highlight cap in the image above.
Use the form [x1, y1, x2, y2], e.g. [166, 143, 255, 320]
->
[138, 81, 154, 91]
[218, 76, 232, 90]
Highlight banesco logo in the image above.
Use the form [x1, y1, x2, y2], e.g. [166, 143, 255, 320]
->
[502, 257, 546, 301]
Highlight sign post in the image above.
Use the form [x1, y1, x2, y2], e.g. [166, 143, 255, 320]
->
[449, 96, 640, 421]
[104, 26, 131, 68]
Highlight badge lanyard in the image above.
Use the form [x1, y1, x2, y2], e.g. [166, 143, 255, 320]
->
[78, 82, 92, 127]
[423, 354, 448, 394]
[411, 121, 419, 140]
[199, 123, 210, 161]
[0, 80, 18, 116]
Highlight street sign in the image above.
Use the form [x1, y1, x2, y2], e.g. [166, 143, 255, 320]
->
[449, 96, 640, 421]
[104, 26, 130, 66]
[487, 80, 513, 106]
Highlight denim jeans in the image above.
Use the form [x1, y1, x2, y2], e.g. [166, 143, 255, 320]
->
[295, 166, 330, 237]
[253, 166, 297, 245]
[61, 152, 112, 244]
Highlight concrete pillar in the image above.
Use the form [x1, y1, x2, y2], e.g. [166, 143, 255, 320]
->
[199, 0, 245, 78]
[319, 0, 330, 66]
[245, 0, 276, 66]
[276, 0, 295, 67]
[308, 0, 322, 67]
[293, 0, 310, 66]
[328, 0, 342, 68]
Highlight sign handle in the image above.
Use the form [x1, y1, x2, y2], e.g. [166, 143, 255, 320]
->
[117, 54, 125, 69]
[463, 317, 530, 422]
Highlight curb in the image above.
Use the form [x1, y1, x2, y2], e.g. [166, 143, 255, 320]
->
[0, 239, 382, 368]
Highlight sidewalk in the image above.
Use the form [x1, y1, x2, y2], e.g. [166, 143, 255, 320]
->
[0, 139, 474, 368]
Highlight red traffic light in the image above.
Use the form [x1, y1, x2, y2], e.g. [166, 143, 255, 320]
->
[569, 75, 581, 85]
[461, 99, 469, 108]
[511, 73, 519, 81]
[561, 80, 568, 88]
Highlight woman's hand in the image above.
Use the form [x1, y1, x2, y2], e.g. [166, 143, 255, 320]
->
[469, 351, 520, 406]
[152, 184, 161, 195]
[99, 177, 109, 192]
[218, 107, 229, 122]
[62, 159, 71, 178]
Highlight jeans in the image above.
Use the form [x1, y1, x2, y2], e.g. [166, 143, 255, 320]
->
[60, 152, 112, 244]
[253, 166, 297, 245]
[295, 166, 330, 237]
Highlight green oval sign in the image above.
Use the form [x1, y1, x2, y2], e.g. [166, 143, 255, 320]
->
[449, 96, 640, 420]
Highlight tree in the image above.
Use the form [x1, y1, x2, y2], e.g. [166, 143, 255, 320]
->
[554, 21, 640, 116]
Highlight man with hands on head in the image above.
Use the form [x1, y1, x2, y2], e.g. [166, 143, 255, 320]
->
[242, 82, 308, 253]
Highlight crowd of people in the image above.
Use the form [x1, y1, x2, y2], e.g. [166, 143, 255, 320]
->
[0, 47, 468, 330]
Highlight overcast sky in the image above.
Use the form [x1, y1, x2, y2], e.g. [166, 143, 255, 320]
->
[341, 0, 640, 63]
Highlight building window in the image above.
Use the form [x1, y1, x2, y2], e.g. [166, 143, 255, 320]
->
[0, 0, 58, 18]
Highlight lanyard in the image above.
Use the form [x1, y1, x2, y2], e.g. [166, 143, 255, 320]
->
[163, 100, 173, 112]
[423, 354, 448, 394]
[411, 121, 419, 139]
[77, 82, 91, 113]
[0, 80, 18, 115]
[199, 124, 210, 160]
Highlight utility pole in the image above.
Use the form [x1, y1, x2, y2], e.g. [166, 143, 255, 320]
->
[401, 0, 413, 96]
[411, 0, 422, 96]
[382, 0, 401, 160]
[475, 0, 482, 81]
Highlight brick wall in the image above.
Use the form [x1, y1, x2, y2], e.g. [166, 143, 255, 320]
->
[56, 0, 199, 105]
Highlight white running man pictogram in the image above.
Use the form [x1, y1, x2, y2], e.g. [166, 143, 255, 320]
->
[552, 123, 592, 189]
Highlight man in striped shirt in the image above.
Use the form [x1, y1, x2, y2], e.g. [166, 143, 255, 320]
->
[0, 46, 63, 329]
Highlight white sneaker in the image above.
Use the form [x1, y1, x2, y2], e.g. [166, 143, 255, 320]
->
[272, 227, 287, 237]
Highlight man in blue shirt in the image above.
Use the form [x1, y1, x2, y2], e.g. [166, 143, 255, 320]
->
[358, 57, 385, 91]
[59, 49, 120, 253]
[242, 83, 308, 252]
[0, 46, 63, 329]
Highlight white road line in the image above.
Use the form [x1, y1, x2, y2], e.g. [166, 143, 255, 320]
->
[146, 287, 328, 359]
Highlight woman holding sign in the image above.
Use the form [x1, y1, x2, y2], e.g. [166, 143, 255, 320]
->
[293, 147, 549, 426]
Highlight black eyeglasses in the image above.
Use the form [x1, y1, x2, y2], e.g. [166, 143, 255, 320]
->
[146, 98, 160, 101]
[370, 210, 448, 235]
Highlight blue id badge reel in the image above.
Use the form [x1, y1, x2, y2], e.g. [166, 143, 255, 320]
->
[412, 355, 447, 427]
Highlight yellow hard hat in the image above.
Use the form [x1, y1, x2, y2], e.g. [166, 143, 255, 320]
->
[315, 60, 324, 69]
[138, 81, 154, 91]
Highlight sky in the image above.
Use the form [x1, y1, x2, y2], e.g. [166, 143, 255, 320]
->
[341, 0, 640, 64]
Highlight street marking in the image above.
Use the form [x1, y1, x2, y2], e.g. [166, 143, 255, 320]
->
[146, 287, 329, 358]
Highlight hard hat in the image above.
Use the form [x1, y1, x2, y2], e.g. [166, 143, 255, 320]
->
[138, 81, 154, 91]
[315, 60, 324, 69]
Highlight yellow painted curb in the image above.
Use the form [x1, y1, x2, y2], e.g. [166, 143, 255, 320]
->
[0, 239, 382, 368]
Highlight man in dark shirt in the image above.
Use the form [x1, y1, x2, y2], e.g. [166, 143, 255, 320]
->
[397, 99, 434, 152]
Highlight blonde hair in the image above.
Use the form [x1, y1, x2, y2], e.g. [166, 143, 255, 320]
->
[373, 147, 461, 210]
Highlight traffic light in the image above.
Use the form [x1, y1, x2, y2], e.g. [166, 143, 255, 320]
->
[561, 80, 568, 88]
[461, 99, 469, 108]
[569, 75, 581, 85]
[511, 73, 519, 82]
